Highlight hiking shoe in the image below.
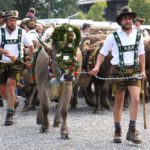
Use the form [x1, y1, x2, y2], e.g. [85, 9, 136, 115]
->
[114, 128, 122, 143]
[5, 109, 15, 126]
[126, 128, 142, 144]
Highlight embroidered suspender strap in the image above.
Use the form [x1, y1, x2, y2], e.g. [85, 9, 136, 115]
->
[113, 31, 141, 71]
[134, 30, 141, 70]
[122, 45, 135, 52]
[0, 28, 22, 60]
[18, 28, 22, 58]
[5, 39, 19, 44]
[113, 31, 125, 71]
[0, 28, 5, 60]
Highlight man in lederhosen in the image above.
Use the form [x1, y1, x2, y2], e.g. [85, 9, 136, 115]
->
[0, 11, 34, 126]
[90, 6, 145, 144]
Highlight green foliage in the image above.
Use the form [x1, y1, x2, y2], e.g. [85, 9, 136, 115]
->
[52, 24, 81, 54]
[129, 0, 150, 24]
[75, 11, 87, 20]
[52, 24, 81, 74]
[0, 0, 15, 11]
[86, 1, 107, 21]
[0, 0, 106, 20]
[13, 0, 79, 19]
[13, 0, 47, 19]
[51, 0, 78, 18]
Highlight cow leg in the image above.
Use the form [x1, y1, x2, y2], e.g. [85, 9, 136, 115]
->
[93, 83, 101, 113]
[60, 82, 72, 140]
[53, 102, 61, 127]
[87, 80, 94, 98]
[70, 84, 78, 109]
[36, 106, 43, 125]
[22, 84, 31, 112]
[31, 87, 39, 110]
[38, 90, 50, 133]
[101, 81, 110, 110]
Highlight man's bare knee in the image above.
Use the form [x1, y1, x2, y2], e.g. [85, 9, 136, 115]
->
[0, 84, 7, 99]
[7, 79, 16, 90]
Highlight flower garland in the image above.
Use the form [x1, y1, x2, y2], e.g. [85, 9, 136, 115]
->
[52, 24, 81, 75]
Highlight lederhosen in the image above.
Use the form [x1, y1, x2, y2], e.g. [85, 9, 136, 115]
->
[0, 27, 23, 84]
[111, 30, 142, 91]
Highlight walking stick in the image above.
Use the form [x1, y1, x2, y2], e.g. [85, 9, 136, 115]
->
[141, 79, 147, 129]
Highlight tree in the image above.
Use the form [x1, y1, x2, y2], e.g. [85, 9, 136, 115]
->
[51, 0, 79, 18]
[13, 0, 79, 19]
[75, 11, 87, 20]
[0, 0, 15, 11]
[13, 0, 47, 19]
[86, 1, 107, 21]
[129, 0, 150, 24]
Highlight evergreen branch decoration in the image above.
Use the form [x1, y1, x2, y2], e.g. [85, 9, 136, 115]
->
[52, 24, 81, 75]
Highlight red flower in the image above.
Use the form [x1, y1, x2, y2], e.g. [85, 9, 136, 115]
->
[74, 71, 79, 77]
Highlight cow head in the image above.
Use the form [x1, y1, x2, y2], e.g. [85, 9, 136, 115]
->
[51, 24, 81, 81]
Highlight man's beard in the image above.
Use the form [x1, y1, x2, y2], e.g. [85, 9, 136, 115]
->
[7, 25, 16, 32]
[121, 23, 132, 31]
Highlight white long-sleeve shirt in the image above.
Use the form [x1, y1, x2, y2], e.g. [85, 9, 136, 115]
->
[100, 28, 145, 66]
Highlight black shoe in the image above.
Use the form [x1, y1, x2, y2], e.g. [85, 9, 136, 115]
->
[0, 96, 4, 107]
[126, 128, 142, 144]
[5, 110, 15, 126]
[114, 128, 122, 143]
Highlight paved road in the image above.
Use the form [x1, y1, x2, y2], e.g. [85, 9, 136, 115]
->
[0, 98, 150, 150]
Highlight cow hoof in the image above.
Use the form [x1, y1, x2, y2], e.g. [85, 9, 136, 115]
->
[31, 105, 36, 110]
[70, 104, 77, 109]
[53, 121, 61, 127]
[36, 118, 42, 125]
[93, 108, 101, 114]
[22, 106, 30, 112]
[61, 134, 69, 140]
[40, 127, 49, 133]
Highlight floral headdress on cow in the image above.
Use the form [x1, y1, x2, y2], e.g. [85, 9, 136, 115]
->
[52, 24, 81, 76]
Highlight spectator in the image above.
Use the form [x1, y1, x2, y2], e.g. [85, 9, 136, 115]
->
[81, 23, 91, 37]
[36, 22, 44, 38]
[134, 17, 149, 38]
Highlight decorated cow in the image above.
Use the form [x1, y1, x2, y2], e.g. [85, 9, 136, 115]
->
[35, 24, 82, 139]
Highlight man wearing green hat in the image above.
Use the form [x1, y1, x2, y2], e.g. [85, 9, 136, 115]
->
[0, 10, 34, 126]
[90, 6, 145, 144]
